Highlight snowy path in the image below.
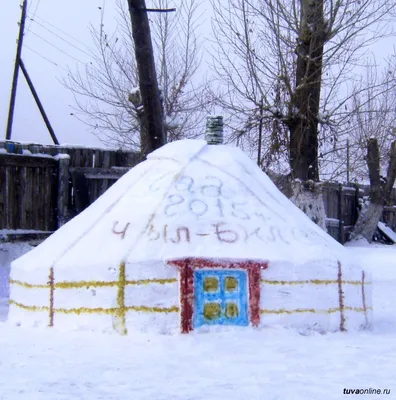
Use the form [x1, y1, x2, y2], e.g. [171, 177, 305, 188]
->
[0, 244, 395, 399]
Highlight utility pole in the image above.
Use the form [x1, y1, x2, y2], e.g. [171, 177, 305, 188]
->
[127, 0, 172, 156]
[19, 60, 59, 145]
[6, 0, 27, 140]
[5, 0, 59, 145]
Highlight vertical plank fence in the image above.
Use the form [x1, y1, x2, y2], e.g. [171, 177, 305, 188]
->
[1, 140, 396, 244]
[0, 140, 141, 238]
[0, 152, 58, 232]
[322, 182, 396, 243]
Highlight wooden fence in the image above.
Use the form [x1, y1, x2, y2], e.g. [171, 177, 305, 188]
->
[322, 182, 396, 243]
[1, 140, 396, 244]
[0, 153, 58, 232]
[0, 140, 141, 235]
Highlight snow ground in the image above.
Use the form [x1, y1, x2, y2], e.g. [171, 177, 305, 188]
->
[0, 242, 395, 400]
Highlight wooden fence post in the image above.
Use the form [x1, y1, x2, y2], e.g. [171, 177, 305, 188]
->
[338, 184, 345, 244]
[57, 155, 70, 228]
[354, 184, 360, 225]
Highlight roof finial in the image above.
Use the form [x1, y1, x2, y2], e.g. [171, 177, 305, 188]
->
[205, 116, 224, 145]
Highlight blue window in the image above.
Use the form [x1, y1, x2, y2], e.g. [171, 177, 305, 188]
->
[194, 270, 249, 327]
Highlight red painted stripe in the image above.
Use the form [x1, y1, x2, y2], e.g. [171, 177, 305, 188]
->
[248, 263, 261, 327]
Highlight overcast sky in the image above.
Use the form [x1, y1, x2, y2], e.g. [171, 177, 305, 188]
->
[1, 0, 152, 147]
[1, 0, 394, 148]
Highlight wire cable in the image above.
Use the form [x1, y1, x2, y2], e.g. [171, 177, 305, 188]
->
[30, 13, 94, 52]
[27, 16, 94, 58]
[24, 44, 70, 73]
[28, 30, 87, 65]
[25, 0, 41, 34]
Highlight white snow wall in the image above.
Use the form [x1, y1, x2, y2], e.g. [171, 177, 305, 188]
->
[9, 258, 371, 333]
[260, 259, 372, 331]
[8, 261, 180, 334]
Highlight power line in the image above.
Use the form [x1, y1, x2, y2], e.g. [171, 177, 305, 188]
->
[31, 13, 94, 52]
[24, 44, 70, 73]
[25, 0, 41, 34]
[27, 15, 94, 58]
[28, 30, 87, 65]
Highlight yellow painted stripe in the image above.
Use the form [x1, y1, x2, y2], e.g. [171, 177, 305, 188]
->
[56, 281, 117, 289]
[126, 278, 177, 286]
[261, 279, 372, 286]
[260, 306, 373, 315]
[9, 280, 48, 289]
[9, 300, 49, 312]
[56, 307, 118, 315]
[10, 278, 178, 289]
[10, 300, 370, 318]
[116, 262, 127, 335]
[125, 305, 179, 313]
[9, 300, 179, 315]
[55, 278, 177, 289]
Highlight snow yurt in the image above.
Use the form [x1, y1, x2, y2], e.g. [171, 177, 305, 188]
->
[8, 139, 372, 334]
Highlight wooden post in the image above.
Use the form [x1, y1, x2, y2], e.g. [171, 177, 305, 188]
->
[127, 0, 166, 155]
[19, 59, 59, 145]
[346, 138, 350, 183]
[338, 184, 345, 244]
[6, 0, 27, 140]
[354, 183, 360, 226]
[257, 101, 264, 166]
[57, 155, 70, 228]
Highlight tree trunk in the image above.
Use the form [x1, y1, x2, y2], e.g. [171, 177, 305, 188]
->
[127, 0, 166, 156]
[128, 90, 149, 157]
[290, 0, 325, 181]
[290, 180, 327, 231]
[351, 139, 396, 242]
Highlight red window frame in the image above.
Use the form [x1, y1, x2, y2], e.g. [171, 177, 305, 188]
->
[167, 258, 268, 333]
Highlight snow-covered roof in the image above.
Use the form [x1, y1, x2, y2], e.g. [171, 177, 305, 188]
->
[13, 140, 351, 271]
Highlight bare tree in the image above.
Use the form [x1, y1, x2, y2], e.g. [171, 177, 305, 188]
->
[350, 138, 396, 242]
[328, 58, 396, 242]
[210, 0, 396, 181]
[328, 58, 396, 183]
[65, 0, 205, 151]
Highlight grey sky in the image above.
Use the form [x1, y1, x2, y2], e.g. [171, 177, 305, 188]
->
[1, 0, 122, 147]
[1, 0, 394, 148]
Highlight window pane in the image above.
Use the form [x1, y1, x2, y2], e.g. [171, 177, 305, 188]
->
[203, 277, 219, 292]
[225, 276, 238, 291]
[225, 302, 239, 318]
[204, 303, 221, 320]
